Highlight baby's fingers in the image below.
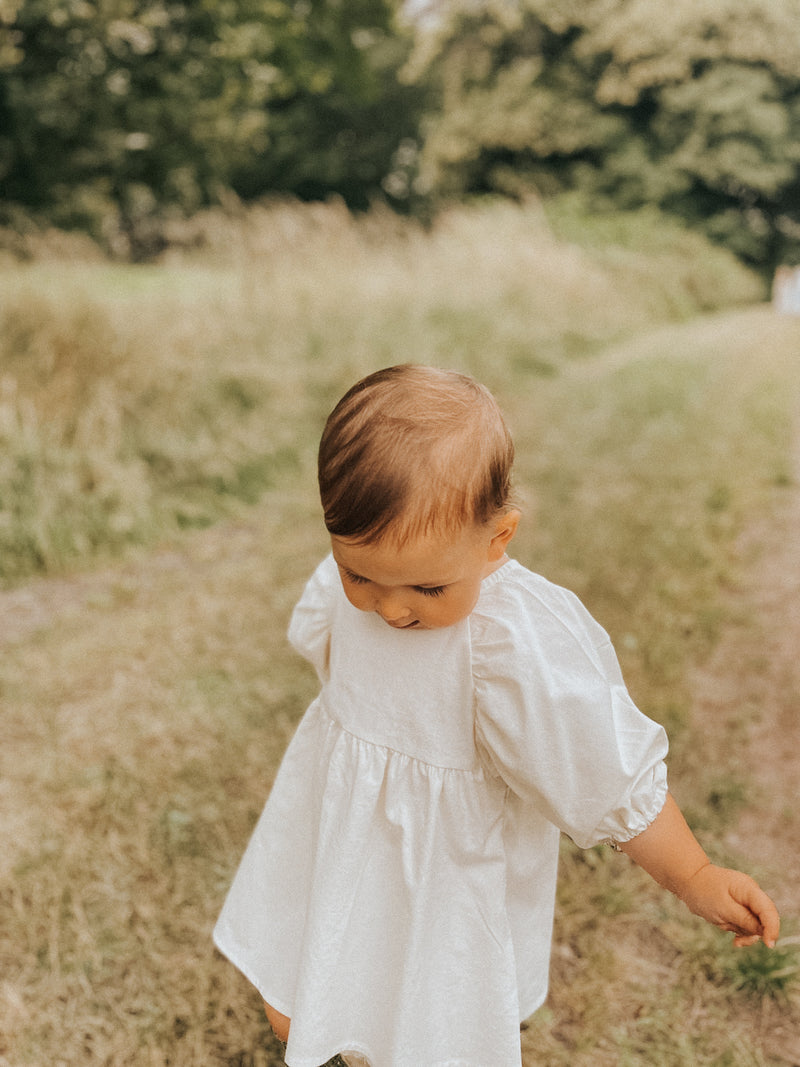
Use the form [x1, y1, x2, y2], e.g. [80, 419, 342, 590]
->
[732, 932, 763, 948]
[716, 902, 766, 942]
[728, 874, 780, 948]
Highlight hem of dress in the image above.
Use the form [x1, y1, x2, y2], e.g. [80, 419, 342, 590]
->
[285, 1047, 373, 1067]
[212, 924, 293, 1019]
[288, 1055, 513, 1067]
[518, 988, 548, 1024]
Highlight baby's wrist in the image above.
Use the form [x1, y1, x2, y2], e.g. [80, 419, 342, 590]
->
[671, 859, 713, 905]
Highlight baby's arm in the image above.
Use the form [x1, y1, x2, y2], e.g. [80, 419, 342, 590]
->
[618, 792, 780, 948]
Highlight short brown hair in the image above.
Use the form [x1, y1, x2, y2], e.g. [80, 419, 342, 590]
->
[318, 365, 515, 544]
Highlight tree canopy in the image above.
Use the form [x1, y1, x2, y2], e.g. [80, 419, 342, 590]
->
[0, 0, 421, 255]
[2, 0, 799, 268]
[413, 0, 800, 269]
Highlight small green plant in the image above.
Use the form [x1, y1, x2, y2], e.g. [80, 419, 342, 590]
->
[729, 936, 800, 1000]
[686, 924, 800, 1003]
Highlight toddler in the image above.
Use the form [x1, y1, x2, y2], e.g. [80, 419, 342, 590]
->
[214, 365, 779, 1067]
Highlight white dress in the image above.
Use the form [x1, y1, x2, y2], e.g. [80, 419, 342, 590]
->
[213, 556, 668, 1067]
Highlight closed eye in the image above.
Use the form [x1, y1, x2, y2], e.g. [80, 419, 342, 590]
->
[343, 569, 370, 585]
[342, 567, 446, 598]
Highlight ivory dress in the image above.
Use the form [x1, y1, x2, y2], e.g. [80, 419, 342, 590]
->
[213, 555, 668, 1067]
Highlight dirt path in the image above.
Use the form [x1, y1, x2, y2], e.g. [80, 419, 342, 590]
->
[688, 399, 800, 1065]
[720, 462, 800, 912]
[561, 306, 800, 920]
[687, 406, 800, 910]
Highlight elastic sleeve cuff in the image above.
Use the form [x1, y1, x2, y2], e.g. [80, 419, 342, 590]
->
[595, 761, 669, 848]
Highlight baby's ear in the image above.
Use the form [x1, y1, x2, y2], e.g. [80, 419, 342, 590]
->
[488, 508, 521, 560]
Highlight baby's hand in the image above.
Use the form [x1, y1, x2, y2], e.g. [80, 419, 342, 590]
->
[678, 863, 780, 948]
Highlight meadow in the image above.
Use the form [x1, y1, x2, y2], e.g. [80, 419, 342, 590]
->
[1, 199, 799, 1066]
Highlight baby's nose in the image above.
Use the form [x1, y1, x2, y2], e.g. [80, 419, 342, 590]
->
[377, 591, 411, 621]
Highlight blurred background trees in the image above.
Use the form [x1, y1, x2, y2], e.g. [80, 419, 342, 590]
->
[1, 0, 799, 269]
[414, 0, 800, 269]
[0, 0, 423, 255]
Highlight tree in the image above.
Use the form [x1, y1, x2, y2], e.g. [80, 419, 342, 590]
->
[1, 0, 250, 248]
[228, 0, 425, 209]
[411, 0, 800, 269]
[588, 0, 800, 266]
[0, 0, 422, 255]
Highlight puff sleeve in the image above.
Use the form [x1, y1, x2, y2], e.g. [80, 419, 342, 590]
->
[472, 572, 668, 850]
[287, 554, 337, 683]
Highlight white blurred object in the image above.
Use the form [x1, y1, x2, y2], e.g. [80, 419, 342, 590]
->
[772, 265, 800, 314]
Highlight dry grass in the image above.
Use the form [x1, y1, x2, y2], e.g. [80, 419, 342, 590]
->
[1, 511, 323, 1066]
[1, 201, 798, 1065]
[0, 199, 761, 586]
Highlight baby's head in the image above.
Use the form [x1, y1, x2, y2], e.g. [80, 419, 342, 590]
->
[319, 364, 514, 544]
[318, 365, 520, 629]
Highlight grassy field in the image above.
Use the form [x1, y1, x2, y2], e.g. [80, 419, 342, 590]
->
[1, 200, 799, 1065]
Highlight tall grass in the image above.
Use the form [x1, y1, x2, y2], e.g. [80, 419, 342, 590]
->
[1, 201, 798, 1066]
[0, 199, 762, 586]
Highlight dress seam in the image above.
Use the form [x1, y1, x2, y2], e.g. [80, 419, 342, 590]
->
[319, 705, 483, 776]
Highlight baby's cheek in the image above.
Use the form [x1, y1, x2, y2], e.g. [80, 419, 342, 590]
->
[344, 587, 371, 612]
[432, 589, 479, 628]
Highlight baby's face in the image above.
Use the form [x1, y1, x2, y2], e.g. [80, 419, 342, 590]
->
[331, 519, 513, 630]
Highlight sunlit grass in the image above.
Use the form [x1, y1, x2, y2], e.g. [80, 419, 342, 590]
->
[0, 201, 797, 1065]
[0, 199, 762, 586]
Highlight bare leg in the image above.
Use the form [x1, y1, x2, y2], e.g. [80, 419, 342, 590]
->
[263, 1000, 291, 1043]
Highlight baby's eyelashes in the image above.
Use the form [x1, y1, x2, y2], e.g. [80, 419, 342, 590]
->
[342, 568, 447, 599]
[344, 569, 370, 585]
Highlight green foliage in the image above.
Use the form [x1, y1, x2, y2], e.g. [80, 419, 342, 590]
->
[4, 0, 800, 270]
[728, 938, 800, 1000]
[683, 924, 800, 1002]
[227, 0, 426, 210]
[413, 0, 800, 271]
[0, 0, 422, 256]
